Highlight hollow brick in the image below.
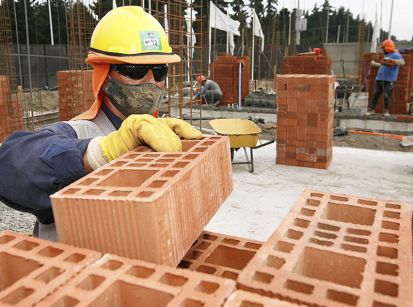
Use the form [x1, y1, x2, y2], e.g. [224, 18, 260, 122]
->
[224, 290, 303, 307]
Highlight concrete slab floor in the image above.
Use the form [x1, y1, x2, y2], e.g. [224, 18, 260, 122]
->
[205, 142, 413, 242]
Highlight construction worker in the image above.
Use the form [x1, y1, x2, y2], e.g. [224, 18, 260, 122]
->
[194, 75, 223, 106]
[0, 6, 201, 241]
[366, 39, 405, 116]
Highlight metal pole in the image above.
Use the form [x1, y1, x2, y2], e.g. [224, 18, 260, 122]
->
[288, 10, 291, 46]
[47, 0, 54, 45]
[296, 0, 300, 45]
[337, 25, 341, 43]
[23, 0, 34, 130]
[388, 0, 394, 38]
[12, 0, 23, 86]
[251, 10, 255, 83]
[325, 8, 330, 43]
[346, 10, 350, 42]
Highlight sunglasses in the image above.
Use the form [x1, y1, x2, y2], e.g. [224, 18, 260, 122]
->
[110, 64, 168, 82]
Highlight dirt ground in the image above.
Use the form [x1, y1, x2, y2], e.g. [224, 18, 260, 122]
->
[192, 120, 413, 153]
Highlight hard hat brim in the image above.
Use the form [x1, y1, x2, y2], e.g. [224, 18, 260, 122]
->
[86, 51, 181, 65]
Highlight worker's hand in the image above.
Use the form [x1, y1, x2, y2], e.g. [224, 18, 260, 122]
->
[158, 118, 202, 140]
[382, 59, 395, 67]
[370, 60, 381, 67]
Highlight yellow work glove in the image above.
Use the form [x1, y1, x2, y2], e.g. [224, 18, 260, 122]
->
[100, 114, 183, 162]
[158, 118, 202, 140]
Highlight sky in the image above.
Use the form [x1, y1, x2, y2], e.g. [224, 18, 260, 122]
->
[277, 0, 413, 41]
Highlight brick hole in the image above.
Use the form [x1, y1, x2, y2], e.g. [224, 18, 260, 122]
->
[292, 247, 366, 288]
[377, 246, 398, 259]
[79, 177, 98, 185]
[265, 255, 286, 269]
[173, 161, 190, 168]
[373, 301, 397, 307]
[317, 222, 340, 232]
[151, 163, 168, 167]
[383, 211, 400, 219]
[49, 296, 79, 307]
[0, 234, 15, 244]
[109, 190, 132, 197]
[149, 180, 167, 188]
[0, 286, 34, 305]
[381, 221, 400, 231]
[101, 259, 123, 270]
[0, 252, 43, 291]
[385, 203, 401, 210]
[310, 238, 334, 246]
[322, 203, 376, 225]
[110, 161, 127, 167]
[62, 188, 81, 195]
[183, 154, 199, 160]
[341, 244, 367, 253]
[294, 218, 310, 228]
[195, 280, 219, 294]
[244, 242, 261, 250]
[252, 271, 273, 284]
[128, 163, 147, 167]
[314, 230, 337, 240]
[83, 189, 104, 196]
[310, 192, 324, 198]
[300, 208, 316, 217]
[222, 271, 238, 280]
[95, 169, 113, 176]
[376, 262, 398, 276]
[138, 191, 154, 197]
[161, 170, 179, 177]
[99, 169, 157, 187]
[157, 158, 175, 163]
[284, 279, 314, 294]
[182, 141, 198, 151]
[202, 233, 218, 241]
[87, 280, 173, 307]
[126, 265, 155, 278]
[143, 154, 158, 158]
[177, 260, 192, 269]
[188, 250, 202, 260]
[346, 228, 371, 236]
[206, 246, 255, 270]
[178, 298, 205, 307]
[165, 154, 180, 158]
[330, 195, 348, 202]
[357, 199, 378, 206]
[379, 233, 398, 244]
[64, 253, 86, 263]
[159, 272, 188, 287]
[77, 274, 105, 291]
[194, 241, 210, 250]
[202, 141, 215, 146]
[125, 153, 140, 159]
[344, 236, 369, 245]
[222, 238, 240, 245]
[13, 240, 39, 251]
[139, 159, 154, 163]
[38, 246, 64, 257]
[273, 241, 294, 253]
[306, 198, 321, 206]
[374, 279, 398, 297]
[285, 229, 303, 240]
[196, 265, 216, 274]
[193, 147, 207, 153]
[35, 266, 64, 284]
[327, 289, 359, 306]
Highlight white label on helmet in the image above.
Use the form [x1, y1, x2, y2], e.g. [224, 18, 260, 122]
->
[139, 31, 162, 51]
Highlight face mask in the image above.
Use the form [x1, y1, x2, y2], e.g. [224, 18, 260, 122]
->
[103, 76, 168, 117]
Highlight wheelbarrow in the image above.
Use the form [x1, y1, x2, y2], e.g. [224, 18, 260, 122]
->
[209, 119, 274, 173]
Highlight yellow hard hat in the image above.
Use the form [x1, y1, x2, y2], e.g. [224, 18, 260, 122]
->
[86, 6, 180, 65]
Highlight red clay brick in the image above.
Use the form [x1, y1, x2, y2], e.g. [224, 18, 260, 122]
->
[237, 190, 413, 307]
[224, 290, 303, 306]
[51, 136, 233, 266]
[38, 253, 236, 307]
[178, 231, 263, 281]
[0, 231, 101, 306]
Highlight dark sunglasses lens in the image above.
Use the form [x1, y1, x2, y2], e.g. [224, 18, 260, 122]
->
[152, 65, 168, 82]
[112, 64, 168, 81]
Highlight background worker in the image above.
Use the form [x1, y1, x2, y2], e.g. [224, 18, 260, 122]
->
[194, 75, 223, 106]
[366, 39, 405, 116]
[0, 6, 201, 241]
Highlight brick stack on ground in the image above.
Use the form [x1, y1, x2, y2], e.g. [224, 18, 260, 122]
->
[282, 54, 332, 74]
[209, 53, 250, 105]
[57, 70, 94, 120]
[51, 136, 232, 266]
[0, 75, 23, 143]
[0, 230, 101, 306]
[363, 50, 413, 115]
[276, 74, 335, 169]
[237, 189, 413, 307]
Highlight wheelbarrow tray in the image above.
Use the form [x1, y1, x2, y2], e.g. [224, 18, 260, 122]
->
[209, 119, 262, 148]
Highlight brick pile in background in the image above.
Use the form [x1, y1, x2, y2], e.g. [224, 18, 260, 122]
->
[0, 75, 23, 143]
[276, 74, 335, 169]
[237, 189, 413, 307]
[282, 55, 332, 74]
[51, 136, 232, 266]
[178, 231, 263, 281]
[0, 230, 101, 306]
[363, 50, 413, 115]
[57, 70, 94, 120]
[209, 53, 250, 105]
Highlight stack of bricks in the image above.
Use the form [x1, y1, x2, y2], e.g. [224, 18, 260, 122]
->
[363, 50, 413, 115]
[0, 230, 101, 306]
[282, 55, 332, 74]
[237, 189, 413, 307]
[57, 70, 94, 120]
[276, 74, 335, 169]
[51, 136, 232, 266]
[209, 53, 250, 105]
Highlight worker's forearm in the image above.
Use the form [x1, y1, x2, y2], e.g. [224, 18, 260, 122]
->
[393, 58, 405, 66]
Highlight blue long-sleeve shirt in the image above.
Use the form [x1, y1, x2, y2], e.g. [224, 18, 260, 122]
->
[376, 51, 404, 82]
